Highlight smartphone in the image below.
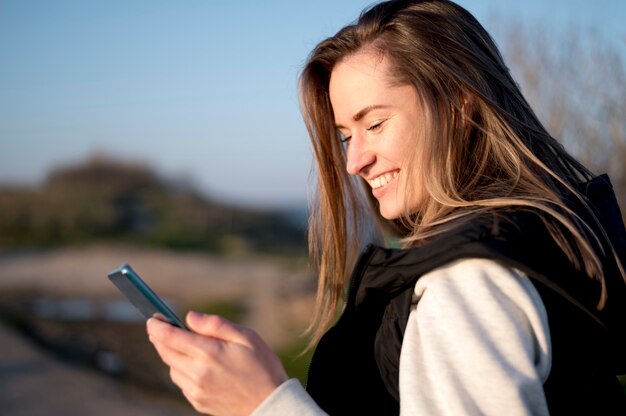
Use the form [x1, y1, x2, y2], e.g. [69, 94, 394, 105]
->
[107, 263, 188, 330]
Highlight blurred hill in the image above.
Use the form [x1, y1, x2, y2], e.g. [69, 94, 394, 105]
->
[0, 154, 307, 255]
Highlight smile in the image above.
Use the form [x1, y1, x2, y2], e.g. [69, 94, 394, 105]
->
[368, 171, 398, 190]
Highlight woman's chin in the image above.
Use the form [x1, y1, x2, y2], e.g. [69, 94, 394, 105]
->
[378, 205, 402, 220]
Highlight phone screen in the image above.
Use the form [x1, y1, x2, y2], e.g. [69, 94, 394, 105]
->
[108, 263, 188, 330]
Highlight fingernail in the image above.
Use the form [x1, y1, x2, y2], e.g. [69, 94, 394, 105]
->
[187, 310, 202, 322]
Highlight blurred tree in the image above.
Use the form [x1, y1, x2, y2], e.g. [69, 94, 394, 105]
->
[495, 20, 626, 207]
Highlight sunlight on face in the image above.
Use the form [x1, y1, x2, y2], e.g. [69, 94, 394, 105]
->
[329, 50, 426, 220]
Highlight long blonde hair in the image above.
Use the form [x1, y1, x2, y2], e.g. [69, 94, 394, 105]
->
[299, 0, 618, 343]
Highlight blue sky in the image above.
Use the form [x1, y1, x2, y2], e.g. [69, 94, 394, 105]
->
[1, 0, 625, 208]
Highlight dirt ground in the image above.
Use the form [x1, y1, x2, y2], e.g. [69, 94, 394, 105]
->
[0, 321, 202, 416]
[0, 244, 316, 346]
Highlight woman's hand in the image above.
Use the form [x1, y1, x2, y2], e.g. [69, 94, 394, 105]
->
[147, 311, 288, 416]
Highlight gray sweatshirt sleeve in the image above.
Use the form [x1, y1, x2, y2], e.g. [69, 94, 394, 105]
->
[399, 258, 552, 416]
[251, 378, 327, 416]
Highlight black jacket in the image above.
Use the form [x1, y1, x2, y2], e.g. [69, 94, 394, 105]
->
[306, 175, 626, 415]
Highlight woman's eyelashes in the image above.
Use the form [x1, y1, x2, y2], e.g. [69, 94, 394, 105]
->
[339, 120, 386, 143]
[367, 120, 385, 132]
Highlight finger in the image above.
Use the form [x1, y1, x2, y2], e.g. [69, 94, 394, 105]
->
[147, 316, 187, 342]
[147, 317, 216, 357]
[171, 368, 214, 416]
[149, 334, 185, 367]
[148, 323, 229, 384]
[164, 359, 215, 415]
[186, 311, 256, 347]
[168, 358, 220, 415]
[151, 338, 213, 389]
[169, 366, 196, 391]
[148, 322, 208, 369]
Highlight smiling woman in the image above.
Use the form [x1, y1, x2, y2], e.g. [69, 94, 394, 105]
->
[330, 49, 425, 219]
[146, 1, 626, 415]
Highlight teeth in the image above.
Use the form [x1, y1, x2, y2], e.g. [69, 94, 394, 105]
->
[368, 171, 398, 189]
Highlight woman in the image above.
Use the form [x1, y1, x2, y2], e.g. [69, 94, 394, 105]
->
[147, 0, 626, 414]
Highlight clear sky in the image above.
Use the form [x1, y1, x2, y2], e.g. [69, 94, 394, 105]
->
[1, 0, 625, 208]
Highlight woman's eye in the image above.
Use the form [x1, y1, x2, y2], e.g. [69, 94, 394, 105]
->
[367, 120, 385, 132]
[339, 133, 352, 143]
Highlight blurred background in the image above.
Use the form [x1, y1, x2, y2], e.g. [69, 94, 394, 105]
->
[1, 0, 625, 414]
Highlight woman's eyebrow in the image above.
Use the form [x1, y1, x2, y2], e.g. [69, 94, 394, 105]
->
[335, 104, 391, 128]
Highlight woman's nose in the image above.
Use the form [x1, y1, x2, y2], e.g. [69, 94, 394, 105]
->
[346, 136, 375, 175]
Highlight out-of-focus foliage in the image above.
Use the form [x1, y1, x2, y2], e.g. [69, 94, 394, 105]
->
[0, 155, 306, 254]
[495, 21, 626, 206]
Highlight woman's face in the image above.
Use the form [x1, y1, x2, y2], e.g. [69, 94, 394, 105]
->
[329, 50, 426, 220]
